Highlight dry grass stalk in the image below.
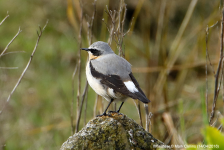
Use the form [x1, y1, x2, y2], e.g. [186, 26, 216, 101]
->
[75, 0, 83, 133]
[84, 88, 88, 126]
[150, 2, 198, 134]
[144, 104, 150, 132]
[209, 8, 224, 125]
[0, 13, 9, 26]
[83, 0, 97, 124]
[67, 0, 79, 33]
[205, 21, 219, 123]
[104, 5, 116, 46]
[153, 0, 198, 98]
[93, 95, 100, 117]
[71, 64, 78, 135]
[154, 0, 167, 55]
[0, 51, 25, 57]
[0, 28, 22, 58]
[0, 67, 18, 69]
[103, 0, 131, 53]
[128, 0, 145, 35]
[0, 20, 48, 115]
[133, 100, 143, 127]
[75, 81, 88, 132]
[132, 59, 219, 73]
[86, 0, 97, 46]
[162, 112, 184, 147]
[223, 64, 224, 116]
[75, 0, 97, 133]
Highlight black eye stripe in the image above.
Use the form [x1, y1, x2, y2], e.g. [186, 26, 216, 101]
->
[90, 49, 97, 52]
[89, 49, 102, 56]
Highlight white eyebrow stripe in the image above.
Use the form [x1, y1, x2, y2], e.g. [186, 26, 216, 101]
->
[124, 81, 138, 93]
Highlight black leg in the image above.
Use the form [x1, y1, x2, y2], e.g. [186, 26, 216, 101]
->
[116, 102, 124, 113]
[108, 102, 124, 114]
[97, 99, 113, 117]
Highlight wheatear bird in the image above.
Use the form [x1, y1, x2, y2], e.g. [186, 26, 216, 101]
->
[81, 41, 150, 116]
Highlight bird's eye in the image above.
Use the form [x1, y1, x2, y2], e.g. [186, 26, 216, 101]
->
[90, 49, 97, 53]
[90, 49, 102, 56]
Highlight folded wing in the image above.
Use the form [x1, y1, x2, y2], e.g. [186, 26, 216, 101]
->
[90, 61, 150, 103]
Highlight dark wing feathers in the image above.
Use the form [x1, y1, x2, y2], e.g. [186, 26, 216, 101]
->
[90, 61, 150, 103]
[129, 73, 150, 103]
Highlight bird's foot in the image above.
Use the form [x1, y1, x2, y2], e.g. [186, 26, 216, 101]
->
[96, 112, 107, 117]
[108, 110, 119, 114]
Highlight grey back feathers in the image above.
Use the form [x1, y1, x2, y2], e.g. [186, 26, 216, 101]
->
[91, 54, 132, 81]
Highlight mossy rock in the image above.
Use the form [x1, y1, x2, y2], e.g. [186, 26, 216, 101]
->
[61, 113, 164, 150]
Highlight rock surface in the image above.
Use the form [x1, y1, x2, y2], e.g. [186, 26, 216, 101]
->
[61, 113, 164, 150]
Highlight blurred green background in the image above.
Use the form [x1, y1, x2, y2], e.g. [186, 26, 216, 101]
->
[0, 0, 223, 149]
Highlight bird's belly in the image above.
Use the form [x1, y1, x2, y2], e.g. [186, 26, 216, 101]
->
[86, 62, 108, 100]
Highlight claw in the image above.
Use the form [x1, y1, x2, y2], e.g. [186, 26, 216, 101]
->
[96, 112, 107, 117]
[108, 110, 118, 114]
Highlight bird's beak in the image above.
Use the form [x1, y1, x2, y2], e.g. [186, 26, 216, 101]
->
[81, 48, 89, 51]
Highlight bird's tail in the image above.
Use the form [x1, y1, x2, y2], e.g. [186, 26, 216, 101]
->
[135, 92, 150, 103]
[129, 73, 150, 103]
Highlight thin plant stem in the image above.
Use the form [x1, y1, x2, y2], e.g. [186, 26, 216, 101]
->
[75, 0, 83, 133]
[71, 64, 78, 135]
[0, 13, 9, 26]
[133, 100, 143, 127]
[0, 28, 22, 58]
[209, 8, 224, 125]
[144, 104, 149, 132]
[0, 20, 48, 115]
[0, 51, 25, 57]
[94, 95, 99, 116]
[205, 21, 219, 122]
[0, 67, 18, 69]
[75, 81, 88, 132]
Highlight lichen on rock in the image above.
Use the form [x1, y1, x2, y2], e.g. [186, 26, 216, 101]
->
[61, 113, 164, 150]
